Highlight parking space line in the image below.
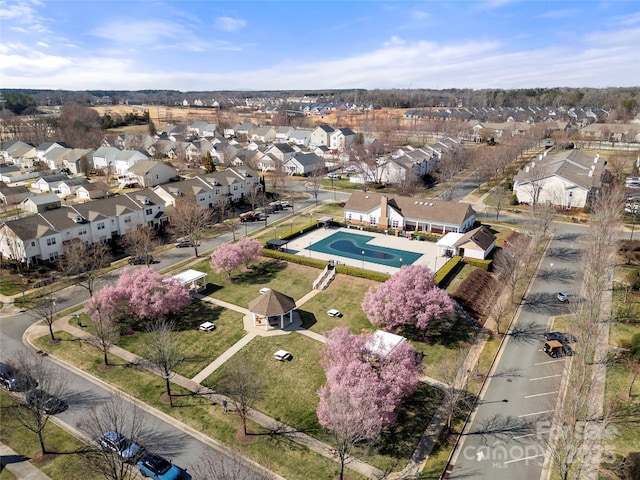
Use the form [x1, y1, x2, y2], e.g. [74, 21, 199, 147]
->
[518, 410, 554, 418]
[534, 359, 566, 365]
[530, 374, 562, 381]
[503, 454, 546, 465]
[512, 433, 536, 439]
[524, 391, 558, 399]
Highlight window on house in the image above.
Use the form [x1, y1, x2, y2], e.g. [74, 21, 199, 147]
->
[370, 217, 377, 226]
[97, 222, 105, 230]
[359, 215, 363, 222]
[145, 208, 152, 215]
[46, 237, 56, 246]
[347, 213, 352, 221]
[392, 219, 400, 228]
[124, 217, 132, 224]
[79, 228, 87, 235]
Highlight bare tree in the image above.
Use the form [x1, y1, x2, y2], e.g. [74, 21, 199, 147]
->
[306, 163, 325, 205]
[58, 241, 111, 297]
[121, 225, 158, 266]
[9, 351, 69, 456]
[169, 197, 214, 257]
[30, 290, 58, 341]
[524, 164, 551, 213]
[491, 185, 511, 222]
[493, 233, 533, 304]
[143, 321, 185, 408]
[191, 449, 271, 480]
[245, 181, 265, 213]
[394, 170, 422, 196]
[491, 296, 511, 335]
[86, 303, 120, 366]
[434, 349, 472, 435]
[80, 395, 149, 480]
[216, 354, 263, 435]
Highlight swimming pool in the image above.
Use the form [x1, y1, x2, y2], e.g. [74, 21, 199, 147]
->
[307, 231, 422, 268]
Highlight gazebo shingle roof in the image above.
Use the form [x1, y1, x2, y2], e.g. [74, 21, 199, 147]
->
[248, 290, 296, 316]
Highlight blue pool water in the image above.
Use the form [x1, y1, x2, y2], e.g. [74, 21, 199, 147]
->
[308, 231, 422, 268]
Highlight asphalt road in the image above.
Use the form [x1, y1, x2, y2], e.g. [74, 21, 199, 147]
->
[449, 222, 587, 479]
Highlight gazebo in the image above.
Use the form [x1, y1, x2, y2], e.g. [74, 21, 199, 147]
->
[248, 289, 296, 331]
[171, 269, 207, 292]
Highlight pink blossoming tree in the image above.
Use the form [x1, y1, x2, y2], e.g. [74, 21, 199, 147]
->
[362, 265, 455, 331]
[317, 327, 422, 479]
[210, 243, 244, 279]
[235, 237, 263, 269]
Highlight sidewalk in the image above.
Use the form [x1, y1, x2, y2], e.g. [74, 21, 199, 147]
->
[0, 442, 52, 480]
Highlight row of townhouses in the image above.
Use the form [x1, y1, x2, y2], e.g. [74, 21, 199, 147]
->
[0, 167, 261, 266]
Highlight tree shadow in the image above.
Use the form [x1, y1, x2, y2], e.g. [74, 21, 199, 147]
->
[198, 283, 222, 296]
[170, 301, 225, 331]
[489, 367, 524, 379]
[536, 268, 576, 282]
[554, 232, 583, 242]
[466, 414, 534, 445]
[233, 260, 287, 285]
[546, 247, 582, 260]
[507, 320, 546, 344]
[297, 310, 317, 330]
[403, 313, 478, 347]
[376, 383, 444, 458]
[521, 292, 569, 315]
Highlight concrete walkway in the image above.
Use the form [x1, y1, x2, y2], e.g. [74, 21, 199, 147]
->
[0, 442, 52, 480]
[191, 332, 257, 384]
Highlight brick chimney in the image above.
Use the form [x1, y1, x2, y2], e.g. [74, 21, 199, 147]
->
[379, 195, 389, 227]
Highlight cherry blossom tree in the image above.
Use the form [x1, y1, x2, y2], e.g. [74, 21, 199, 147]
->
[86, 268, 191, 329]
[362, 265, 455, 331]
[210, 243, 243, 279]
[317, 327, 422, 479]
[234, 237, 262, 270]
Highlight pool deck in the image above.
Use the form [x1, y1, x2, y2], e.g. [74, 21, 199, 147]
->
[285, 227, 443, 275]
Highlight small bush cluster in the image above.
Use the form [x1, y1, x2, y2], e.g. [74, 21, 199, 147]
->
[464, 258, 492, 271]
[434, 256, 462, 286]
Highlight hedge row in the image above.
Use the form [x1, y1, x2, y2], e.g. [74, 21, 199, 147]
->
[434, 256, 463, 286]
[334, 221, 440, 242]
[463, 258, 492, 271]
[334, 265, 391, 282]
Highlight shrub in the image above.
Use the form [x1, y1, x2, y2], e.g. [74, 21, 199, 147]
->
[464, 258, 492, 271]
[509, 194, 519, 206]
[334, 264, 390, 282]
[630, 333, 640, 360]
[434, 256, 462, 286]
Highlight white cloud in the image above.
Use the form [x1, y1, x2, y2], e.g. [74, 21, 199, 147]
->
[412, 10, 430, 20]
[36, 40, 48, 47]
[383, 36, 406, 47]
[535, 8, 579, 19]
[214, 16, 246, 32]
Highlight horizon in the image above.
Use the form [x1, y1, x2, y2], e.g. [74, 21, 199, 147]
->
[1, 0, 639, 91]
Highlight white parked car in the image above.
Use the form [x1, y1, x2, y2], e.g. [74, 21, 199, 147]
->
[199, 322, 216, 331]
[557, 291, 574, 303]
[274, 350, 292, 361]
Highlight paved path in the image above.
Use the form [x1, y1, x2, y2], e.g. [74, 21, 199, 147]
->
[0, 442, 53, 480]
[191, 332, 257, 384]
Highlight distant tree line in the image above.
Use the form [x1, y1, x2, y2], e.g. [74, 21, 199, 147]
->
[2, 87, 639, 115]
[100, 110, 150, 129]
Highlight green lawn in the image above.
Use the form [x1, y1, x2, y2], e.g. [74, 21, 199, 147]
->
[191, 257, 318, 305]
[204, 333, 326, 433]
[0, 390, 88, 480]
[301, 275, 379, 335]
[33, 332, 356, 480]
[115, 301, 246, 378]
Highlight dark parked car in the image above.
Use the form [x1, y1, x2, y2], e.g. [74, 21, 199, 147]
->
[128, 255, 153, 265]
[137, 453, 181, 480]
[26, 389, 68, 415]
[0, 363, 38, 392]
[543, 332, 578, 343]
[100, 430, 144, 462]
[175, 240, 197, 248]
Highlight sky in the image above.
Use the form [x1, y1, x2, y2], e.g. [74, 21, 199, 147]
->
[0, 0, 639, 92]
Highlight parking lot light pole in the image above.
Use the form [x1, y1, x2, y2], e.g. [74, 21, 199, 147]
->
[361, 250, 365, 269]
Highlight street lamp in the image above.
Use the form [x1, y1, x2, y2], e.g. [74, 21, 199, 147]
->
[273, 226, 278, 239]
[399, 257, 403, 269]
[361, 250, 365, 269]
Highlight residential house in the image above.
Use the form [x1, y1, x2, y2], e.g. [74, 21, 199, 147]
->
[251, 126, 277, 143]
[58, 178, 90, 197]
[126, 160, 177, 188]
[329, 128, 356, 151]
[309, 125, 335, 147]
[436, 225, 496, 259]
[114, 149, 149, 174]
[20, 193, 62, 214]
[579, 123, 640, 144]
[33, 174, 71, 192]
[289, 128, 312, 147]
[36, 142, 69, 163]
[0, 182, 32, 205]
[513, 150, 606, 209]
[264, 143, 296, 163]
[283, 152, 323, 175]
[153, 177, 218, 209]
[61, 148, 94, 175]
[343, 191, 476, 234]
[92, 146, 121, 172]
[4, 141, 38, 168]
[1, 189, 166, 265]
[76, 182, 108, 201]
[275, 126, 295, 141]
[235, 122, 257, 139]
[42, 147, 69, 171]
